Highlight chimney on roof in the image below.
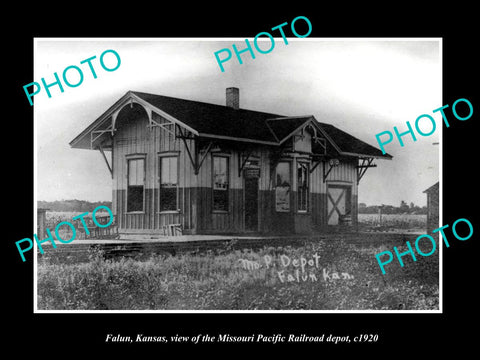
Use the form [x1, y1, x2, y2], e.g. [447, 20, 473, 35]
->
[226, 87, 239, 110]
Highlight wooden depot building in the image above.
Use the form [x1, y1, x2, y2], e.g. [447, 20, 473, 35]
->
[70, 88, 392, 236]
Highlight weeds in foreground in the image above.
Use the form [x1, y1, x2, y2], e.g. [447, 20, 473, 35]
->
[37, 241, 439, 310]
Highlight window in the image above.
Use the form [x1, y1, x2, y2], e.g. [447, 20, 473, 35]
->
[160, 156, 178, 211]
[127, 158, 145, 212]
[213, 156, 229, 211]
[297, 162, 309, 212]
[275, 161, 291, 212]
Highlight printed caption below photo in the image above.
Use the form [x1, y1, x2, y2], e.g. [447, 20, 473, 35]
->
[106, 333, 379, 344]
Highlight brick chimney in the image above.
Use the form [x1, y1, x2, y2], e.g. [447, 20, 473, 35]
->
[226, 87, 239, 110]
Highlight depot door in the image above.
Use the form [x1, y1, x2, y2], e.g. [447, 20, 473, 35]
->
[327, 185, 352, 225]
[244, 177, 259, 231]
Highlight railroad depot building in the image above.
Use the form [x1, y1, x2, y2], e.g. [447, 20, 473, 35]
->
[70, 88, 392, 236]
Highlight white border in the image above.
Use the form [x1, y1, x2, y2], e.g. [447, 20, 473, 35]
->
[33, 37, 443, 314]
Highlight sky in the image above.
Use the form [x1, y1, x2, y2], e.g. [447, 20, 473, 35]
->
[34, 38, 441, 207]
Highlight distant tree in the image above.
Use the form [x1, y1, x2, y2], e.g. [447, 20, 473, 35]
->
[357, 201, 429, 215]
[36, 199, 112, 212]
[359, 204, 380, 214]
[399, 200, 409, 213]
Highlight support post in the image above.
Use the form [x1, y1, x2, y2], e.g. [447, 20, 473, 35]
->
[178, 125, 197, 172]
[356, 158, 376, 184]
[177, 125, 213, 175]
[323, 161, 335, 183]
[196, 141, 213, 175]
[309, 158, 322, 174]
[98, 145, 113, 177]
[238, 148, 254, 177]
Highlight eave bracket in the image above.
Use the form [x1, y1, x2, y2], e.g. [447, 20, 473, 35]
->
[356, 157, 377, 184]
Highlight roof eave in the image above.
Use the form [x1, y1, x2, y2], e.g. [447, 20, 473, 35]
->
[69, 91, 200, 150]
[340, 151, 393, 159]
[69, 90, 134, 149]
[423, 181, 439, 193]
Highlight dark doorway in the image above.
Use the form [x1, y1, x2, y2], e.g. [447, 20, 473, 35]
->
[244, 177, 259, 231]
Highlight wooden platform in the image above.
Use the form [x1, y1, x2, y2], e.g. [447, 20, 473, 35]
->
[37, 231, 423, 262]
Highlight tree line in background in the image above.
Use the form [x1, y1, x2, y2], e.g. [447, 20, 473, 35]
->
[38, 199, 112, 212]
[359, 200, 427, 215]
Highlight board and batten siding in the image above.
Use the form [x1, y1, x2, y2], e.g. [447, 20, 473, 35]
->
[310, 158, 358, 195]
[110, 104, 359, 234]
[193, 146, 272, 233]
[111, 105, 267, 234]
[112, 106, 196, 232]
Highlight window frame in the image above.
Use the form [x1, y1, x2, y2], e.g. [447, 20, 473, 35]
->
[297, 160, 310, 213]
[275, 160, 292, 213]
[125, 154, 146, 214]
[158, 153, 180, 213]
[212, 155, 230, 213]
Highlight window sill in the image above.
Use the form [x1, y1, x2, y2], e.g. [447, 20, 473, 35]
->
[158, 210, 181, 214]
[212, 210, 229, 214]
[126, 211, 145, 214]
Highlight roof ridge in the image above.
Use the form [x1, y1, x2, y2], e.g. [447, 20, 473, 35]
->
[266, 115, 313, 121]
[131, 90, 285, 117]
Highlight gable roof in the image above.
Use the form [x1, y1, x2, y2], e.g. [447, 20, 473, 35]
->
[266, 116, 313, 143]
[316, 122, 390, 159]
[423, 181, 439, 194]
[70, 90, 392, 159]
[132, 91, 282, 144]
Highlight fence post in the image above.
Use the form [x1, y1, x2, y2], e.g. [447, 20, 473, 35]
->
[37, 208, 49, 240]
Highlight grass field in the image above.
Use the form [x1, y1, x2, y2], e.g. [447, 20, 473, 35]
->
[37, 235, 439, 311]
[358, 213, 427, 229]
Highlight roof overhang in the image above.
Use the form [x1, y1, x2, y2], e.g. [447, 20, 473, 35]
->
[340, 151, 393, 160]
[314, 122, 393, 160]
[69, 91, 199, 150]
[268, 116, 392, 159]
[69, 91, 393, 161]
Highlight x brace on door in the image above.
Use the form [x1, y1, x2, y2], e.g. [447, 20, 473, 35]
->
[327, 189, 346, 221]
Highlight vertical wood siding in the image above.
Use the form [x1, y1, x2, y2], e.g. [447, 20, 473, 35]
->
[310, 158, 358, 196]
[111, 104, 359, 233]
